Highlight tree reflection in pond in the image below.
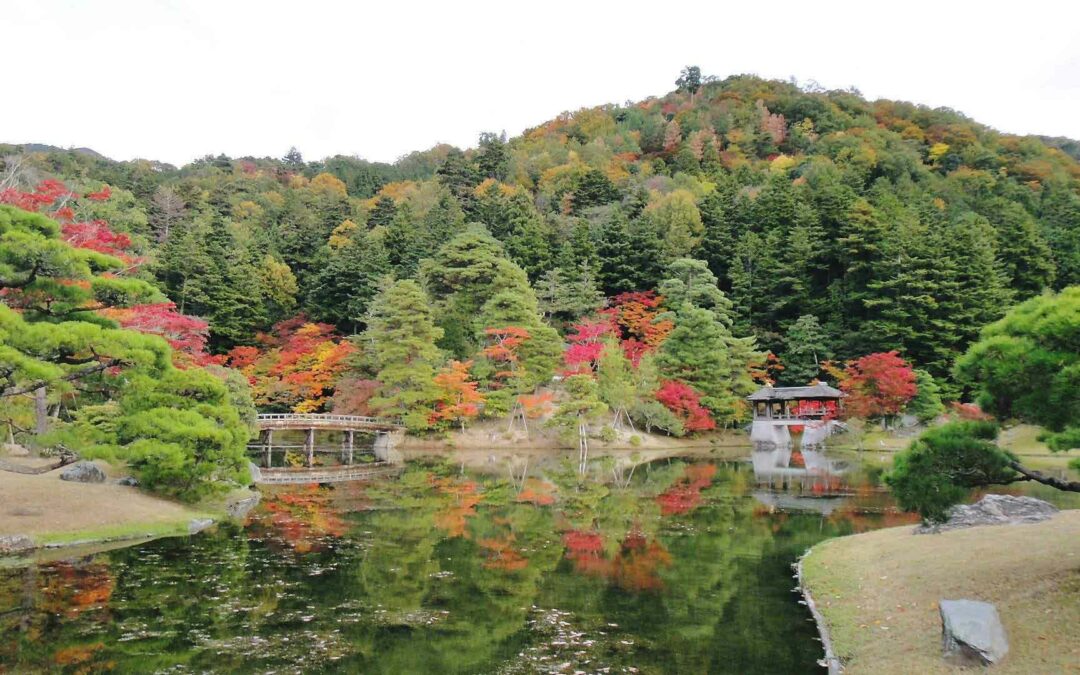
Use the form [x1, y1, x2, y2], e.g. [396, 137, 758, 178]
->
[1, 456, 914, 673]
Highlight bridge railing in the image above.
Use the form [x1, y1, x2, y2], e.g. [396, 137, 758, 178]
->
[255, 413, 403, 427]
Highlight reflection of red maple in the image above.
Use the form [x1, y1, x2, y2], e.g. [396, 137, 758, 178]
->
[656, 464, 717, 515]
[562, 528, 672, 590]
[431, 476, 482, 538]
[39, 562, 114, 619]
[478, 534, 529, 571]
[516, 478, 556, 505]
[612, 530, 673, 591]
[255, 486, 347, 553]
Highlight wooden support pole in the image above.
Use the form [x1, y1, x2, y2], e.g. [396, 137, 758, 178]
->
[347, 430, 354, 465]
[263, 429, 271, 468]
[306, 428, 315, 467]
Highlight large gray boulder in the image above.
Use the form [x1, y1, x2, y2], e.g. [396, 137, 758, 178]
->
[917, 494, 1057, 533]
[940, 599, 1009, 666]
[59, 461, 106, 484]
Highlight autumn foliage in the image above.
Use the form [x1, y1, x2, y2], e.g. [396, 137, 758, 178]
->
[227, 315, 354, 413]
[655, 380, 716, 432]
[99, 302, 218, 367]
[432, 359, 485, 429]
[835, 351, 918, 420]
[600, 292, 673, 365]
[563, 318, 615, 373]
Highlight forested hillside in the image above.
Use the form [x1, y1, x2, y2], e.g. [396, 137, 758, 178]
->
[4, 72, 1079, 417]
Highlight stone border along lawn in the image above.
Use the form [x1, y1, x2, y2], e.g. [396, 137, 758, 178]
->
[799, 510, 1080, 674]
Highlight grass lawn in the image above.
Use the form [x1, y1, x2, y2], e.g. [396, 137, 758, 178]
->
[0, 464, 217, 547]
[801, 511, 1080, 674]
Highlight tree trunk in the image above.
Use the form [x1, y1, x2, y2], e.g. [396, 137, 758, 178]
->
[34, 387, 47, 436]
[1009, 460, 1080, 492]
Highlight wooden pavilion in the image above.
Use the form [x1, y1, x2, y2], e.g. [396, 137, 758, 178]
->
[747, 383, 845, 446]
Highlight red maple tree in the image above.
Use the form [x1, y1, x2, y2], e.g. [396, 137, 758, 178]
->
[655, 380, 716, 432]
[837, 351, 917, 420]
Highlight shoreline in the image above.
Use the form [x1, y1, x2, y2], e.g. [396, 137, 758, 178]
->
[795, 552, 843, 675]
[0, 462, 260, 564]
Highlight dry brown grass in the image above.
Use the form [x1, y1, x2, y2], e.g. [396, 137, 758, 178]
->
[802, 511, 1080, 674]
[0, 463, 205, 542]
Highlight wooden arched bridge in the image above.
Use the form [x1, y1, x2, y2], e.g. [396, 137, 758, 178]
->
[249, 413, 405, 484]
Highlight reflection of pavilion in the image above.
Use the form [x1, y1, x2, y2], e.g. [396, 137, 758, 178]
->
[751, 446, 850, 514]
[750, 446, 850, 502]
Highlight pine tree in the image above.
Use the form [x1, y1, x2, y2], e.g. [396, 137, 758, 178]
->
[782, 314, 831, 385]
[987, 200, 1054, 297]
[906, 369, 945, 423]
[385, 204, 424, 278]
[477, 290, 561, 390]
[656, 304, 755, 424]
[597, 337, 637, 430]
[504, 193, 554, 279]
[365, 279, 444, 431]
[309, 231, 391, 333]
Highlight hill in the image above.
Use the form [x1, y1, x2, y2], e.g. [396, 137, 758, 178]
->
[3, 73, 1079, 392]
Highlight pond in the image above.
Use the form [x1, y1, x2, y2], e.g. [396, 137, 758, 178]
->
[0, 448, 1066, 673]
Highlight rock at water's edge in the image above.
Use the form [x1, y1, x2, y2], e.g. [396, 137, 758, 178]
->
[0, 534, 35, 555]
[940, 599, 1009, 666]
[917, 494, 1057, 534]
[226, 493, 261, 519]
[188, 518, 214, 534]
[59, 461, 106, 484]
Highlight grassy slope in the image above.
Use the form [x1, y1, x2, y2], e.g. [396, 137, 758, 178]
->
[802, 511, 1080, 674]
[0, 466, 215, 545]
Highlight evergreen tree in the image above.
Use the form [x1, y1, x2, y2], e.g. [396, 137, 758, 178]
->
[597, 337, 637, 429]
[782, 314, 831, 385]
[476, 132, 509, 181]
[365, 279, 444, 431]
[309, 231, 391, 333]
[367, 197, 398, 229]
[477, 290, 561, 390]
[385, 204, 424, 278]
[906, 369, 945, 423]
[656, 304, 756, 424]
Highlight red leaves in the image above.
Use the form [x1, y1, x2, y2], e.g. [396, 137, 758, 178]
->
[517, 391, 554, 418]
[950, 401, 991, 420]
[837, 351, 917, 419]
[100, 302, 217, 367]
[481, 326, 531, 386]
[84, 185, 112, 201]
[655, 380, 716, 432]
[228, 315, 354, 413]
[656, 464, 717, 515]
[563, 317, 615, 373]
[600, 291, 673, 365]
[62, 220, 133, 259]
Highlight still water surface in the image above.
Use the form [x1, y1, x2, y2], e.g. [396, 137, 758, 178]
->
[0, 449, 993, 673]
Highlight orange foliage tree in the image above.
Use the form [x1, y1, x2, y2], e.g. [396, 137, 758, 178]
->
[432, 360, 485, 430]
[227, 315, 354, 412]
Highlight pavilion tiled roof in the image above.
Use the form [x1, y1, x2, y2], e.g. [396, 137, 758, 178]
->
[746, 383, 845, 401]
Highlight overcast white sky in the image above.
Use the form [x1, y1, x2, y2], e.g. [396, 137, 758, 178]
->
[6, 0, 1080, 166]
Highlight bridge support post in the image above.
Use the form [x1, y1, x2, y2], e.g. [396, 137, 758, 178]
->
[346, 430, 354, 465]
[306, 428, 315, 467]
[264, 429, 273, 468]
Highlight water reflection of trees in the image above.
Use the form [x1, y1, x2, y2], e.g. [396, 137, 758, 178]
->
[0, 457, 905, 673]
